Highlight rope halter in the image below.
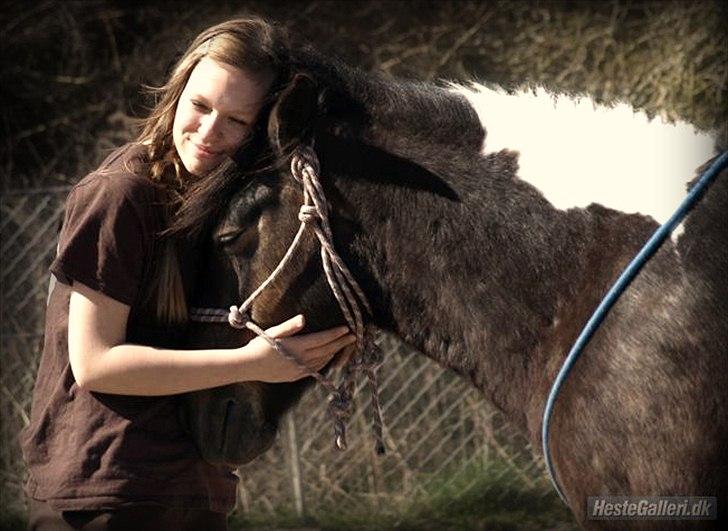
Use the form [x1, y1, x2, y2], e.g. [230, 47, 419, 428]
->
[190, 146, 385, 454]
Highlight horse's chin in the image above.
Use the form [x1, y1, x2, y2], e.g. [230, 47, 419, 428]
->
[178, 383, 277, 467]
[201, 417, 278, 467]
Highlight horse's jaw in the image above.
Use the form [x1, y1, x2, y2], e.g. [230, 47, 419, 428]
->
[336, 200, 564, 433]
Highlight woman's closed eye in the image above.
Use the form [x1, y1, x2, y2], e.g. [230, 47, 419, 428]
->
[229, 116, 248, 126]
[191, 99, 247, 127]
[191, 99, 210, 112]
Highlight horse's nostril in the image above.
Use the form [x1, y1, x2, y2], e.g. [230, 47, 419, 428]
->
[221, 400, 238, 454]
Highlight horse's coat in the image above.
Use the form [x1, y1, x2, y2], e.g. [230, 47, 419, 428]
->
[452, 84, 715, 226]
[180, 51, 727, 529]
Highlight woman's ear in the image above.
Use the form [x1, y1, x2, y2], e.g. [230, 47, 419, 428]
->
[268, 73, 320, 154]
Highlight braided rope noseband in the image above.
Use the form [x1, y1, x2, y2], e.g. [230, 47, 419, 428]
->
[190, 146, 385, 454]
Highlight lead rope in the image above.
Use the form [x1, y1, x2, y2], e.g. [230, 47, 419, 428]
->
[542, 150, 728, 504]
[192, 147, 385, 454]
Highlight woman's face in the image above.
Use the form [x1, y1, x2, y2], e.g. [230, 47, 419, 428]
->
[173, 57, 272, 176]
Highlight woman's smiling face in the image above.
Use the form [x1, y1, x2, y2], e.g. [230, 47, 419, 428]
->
[173, 57, 272, 176]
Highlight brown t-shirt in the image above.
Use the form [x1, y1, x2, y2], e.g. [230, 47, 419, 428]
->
[20, 144, 237, 513]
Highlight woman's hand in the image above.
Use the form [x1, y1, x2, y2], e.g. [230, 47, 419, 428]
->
[242, 314, 356, 383]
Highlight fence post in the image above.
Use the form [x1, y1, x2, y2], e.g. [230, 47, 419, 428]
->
[236, 474, 251, 515]
[285, 413, 305, 517]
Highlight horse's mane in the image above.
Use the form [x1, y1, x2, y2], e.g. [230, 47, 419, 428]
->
[288, 48, 484, 154]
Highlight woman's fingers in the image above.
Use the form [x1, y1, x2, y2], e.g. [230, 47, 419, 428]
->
[322, 333, 357, 357]
[264, 314, 305, 338]
[306, 334, 356, 371]
[332, 343, 355, 369]
[297, 325, 351, 348]
[257, 317, 357, 378]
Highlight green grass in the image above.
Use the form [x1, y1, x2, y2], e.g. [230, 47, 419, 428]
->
[230, 458, 578, 530]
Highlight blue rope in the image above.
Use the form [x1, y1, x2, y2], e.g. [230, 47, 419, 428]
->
[541, 151, 728, 504]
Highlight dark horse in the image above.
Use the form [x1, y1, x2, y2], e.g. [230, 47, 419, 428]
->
[177, 51, 727, 528]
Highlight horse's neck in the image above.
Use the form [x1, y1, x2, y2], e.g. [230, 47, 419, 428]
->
[345, 159, 657, 427]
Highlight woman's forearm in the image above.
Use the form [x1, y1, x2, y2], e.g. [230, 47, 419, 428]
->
[74, 343, 256, 396]
[68, 283, 353, 396]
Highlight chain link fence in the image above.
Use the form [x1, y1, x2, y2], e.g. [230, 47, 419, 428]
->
[0, 188, 552, 519]
[1, 187, 70, 512]
[235, 334, 553, 522]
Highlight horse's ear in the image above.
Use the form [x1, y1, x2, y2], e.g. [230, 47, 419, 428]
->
[268, 73, 319, 153]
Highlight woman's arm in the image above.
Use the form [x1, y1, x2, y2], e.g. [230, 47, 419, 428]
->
[68, 281, 354, 396]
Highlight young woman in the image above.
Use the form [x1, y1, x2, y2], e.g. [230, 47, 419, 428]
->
[21, 17, 353, 531]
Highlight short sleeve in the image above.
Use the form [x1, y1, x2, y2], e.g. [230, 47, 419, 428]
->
[51, 174, 158, 306]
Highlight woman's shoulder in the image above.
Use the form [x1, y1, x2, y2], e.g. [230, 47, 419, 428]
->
[71, 143, 160, 204]
[97, 142, 148, 171]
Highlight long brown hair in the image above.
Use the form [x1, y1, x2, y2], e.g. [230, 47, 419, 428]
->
[136, 16, 289, 325]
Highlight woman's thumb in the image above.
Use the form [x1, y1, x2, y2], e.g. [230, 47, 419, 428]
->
[266, 314, 305, 338]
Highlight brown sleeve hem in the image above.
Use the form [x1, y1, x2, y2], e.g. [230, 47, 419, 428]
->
[50, 258, 136, 306]
[51, 169, 159, 309]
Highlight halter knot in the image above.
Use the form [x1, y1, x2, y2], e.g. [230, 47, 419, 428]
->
[298, 204, 319, 223]
[354, 338, 384, 371]
[228, 305, 248, 329]
[329, 390, 353, 451]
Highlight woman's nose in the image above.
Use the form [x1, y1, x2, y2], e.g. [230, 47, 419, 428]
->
[198, 113, 221, 141]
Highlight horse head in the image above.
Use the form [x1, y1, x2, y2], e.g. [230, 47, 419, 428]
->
[175, 69, 372, 466]
[178, 58, 470, 466]
[178, 228, 296, 466]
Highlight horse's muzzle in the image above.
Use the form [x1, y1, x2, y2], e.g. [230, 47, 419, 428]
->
[178, 383, 277, 467]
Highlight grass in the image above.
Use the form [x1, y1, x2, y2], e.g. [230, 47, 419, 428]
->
[230, 457, 578, 530]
